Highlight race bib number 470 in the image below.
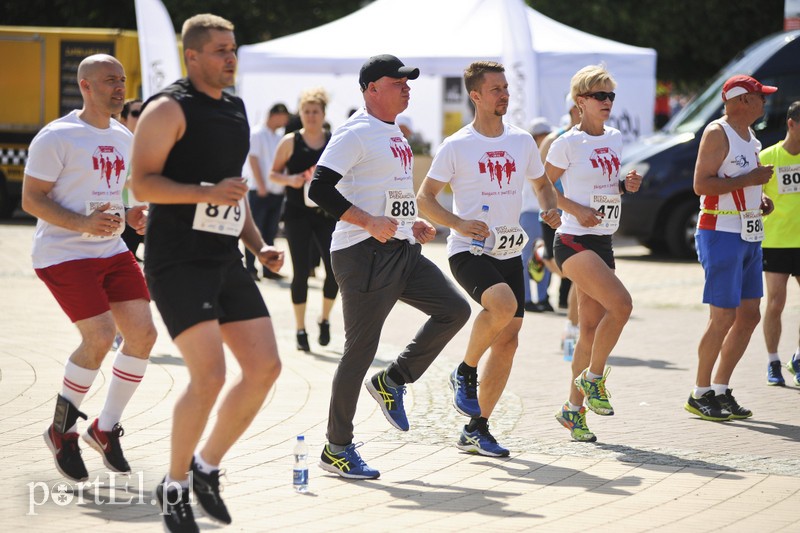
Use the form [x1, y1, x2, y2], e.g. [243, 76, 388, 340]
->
[590, 193, 621, 231]
[192, 182, 245, 237]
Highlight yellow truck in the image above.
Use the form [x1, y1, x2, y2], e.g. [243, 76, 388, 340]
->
[0, 26, 143, 217]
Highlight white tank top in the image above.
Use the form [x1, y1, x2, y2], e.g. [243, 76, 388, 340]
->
[697, 119, 763, 233]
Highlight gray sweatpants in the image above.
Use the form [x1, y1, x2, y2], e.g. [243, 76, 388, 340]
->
[327, 238, 471, 445]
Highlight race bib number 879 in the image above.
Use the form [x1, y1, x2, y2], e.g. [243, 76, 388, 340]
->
[192, 182, 246, 237]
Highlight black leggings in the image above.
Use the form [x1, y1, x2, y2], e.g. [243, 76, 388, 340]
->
[284, 211, 339, 304]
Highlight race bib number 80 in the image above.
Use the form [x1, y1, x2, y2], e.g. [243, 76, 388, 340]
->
[777, 164, 800, 195]
[192, 182, 246, 237]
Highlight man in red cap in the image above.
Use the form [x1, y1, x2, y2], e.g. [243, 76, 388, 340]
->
[685, 75, 776, 421]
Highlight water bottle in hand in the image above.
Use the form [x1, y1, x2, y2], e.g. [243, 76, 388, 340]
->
[469, 204, 490, 256]
[293, 435, 309, 493]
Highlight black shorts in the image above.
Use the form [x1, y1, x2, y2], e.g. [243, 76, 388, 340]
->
[146, 259, 269, 339]
[554, 233, 615, 271]
[763, 247, 800, 276]
[540, 221, 556, 261]
[449, 252, 525, 317]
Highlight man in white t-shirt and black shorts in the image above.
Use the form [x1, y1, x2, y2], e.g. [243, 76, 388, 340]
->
[22, 54, 157, 483]
[418, 61, 560, 457]
[308, 54, 471, 479]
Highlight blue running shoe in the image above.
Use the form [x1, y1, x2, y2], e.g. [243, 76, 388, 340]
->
[786, 357, 800, 386]
[365, 370, 409, 431]
[449, 368, 480, 417]
[319, 443, 380, 479]
[456, 424, 509, 457]
[767, 361, 785, 386]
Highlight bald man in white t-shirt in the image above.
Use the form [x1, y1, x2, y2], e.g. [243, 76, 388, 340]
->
[22, 54, 156, 483]
[308, 55, 470, 480]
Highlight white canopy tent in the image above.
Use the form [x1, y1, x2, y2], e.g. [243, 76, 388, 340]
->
[238, 0, 656, 148]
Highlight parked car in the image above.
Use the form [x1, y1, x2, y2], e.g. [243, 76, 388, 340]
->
[619, 30, 800, 258]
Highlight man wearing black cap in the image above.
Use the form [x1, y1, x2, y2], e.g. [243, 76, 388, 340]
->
[685, 74, 776, 422]
[308, 54, 470, 479]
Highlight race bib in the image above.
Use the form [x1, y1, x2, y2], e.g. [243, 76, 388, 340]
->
[489, 224, 528, 257]
[590, 193, 621, 231]
[384, 189, 417, 228]
[82, 200, 125, 240]
[777, 164, 800, 195]
[192, 182, 246, 237]
[740, 209, 764, 242]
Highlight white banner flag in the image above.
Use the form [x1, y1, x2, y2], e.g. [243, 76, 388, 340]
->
[135, 0, 182, 99]
[500, 0, 537, 129]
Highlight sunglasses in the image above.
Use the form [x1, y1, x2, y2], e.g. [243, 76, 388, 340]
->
[129, 109, 142, 118]
[582, 91, 616, 102]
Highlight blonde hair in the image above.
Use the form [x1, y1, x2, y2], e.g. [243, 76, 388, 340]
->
[569, 64, 616, 104]
[182, 14, 234, 52]
[298, 88, 329, 113]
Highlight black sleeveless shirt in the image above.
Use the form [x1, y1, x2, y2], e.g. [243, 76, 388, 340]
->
[283, 130, 331, 216]
[143, 78, 250, 271]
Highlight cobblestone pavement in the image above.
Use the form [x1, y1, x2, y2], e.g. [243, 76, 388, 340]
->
[1, 220, 799, 532]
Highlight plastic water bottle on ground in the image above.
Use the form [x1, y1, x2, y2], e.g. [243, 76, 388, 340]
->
[293, 435, 309, 493]
[469, 204, 490, 256]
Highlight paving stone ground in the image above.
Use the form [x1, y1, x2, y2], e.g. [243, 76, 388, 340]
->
[1, 219, 798, 532]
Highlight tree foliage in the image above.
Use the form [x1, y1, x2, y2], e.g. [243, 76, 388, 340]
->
[531, 0, 785, 89]
[1, 0, 787, 88]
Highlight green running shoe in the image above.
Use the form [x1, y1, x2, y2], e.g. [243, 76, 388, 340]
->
[555, 402, 596, 442]
[575, 367, 614, 415]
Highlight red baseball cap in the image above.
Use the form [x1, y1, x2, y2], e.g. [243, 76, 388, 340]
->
[721, 75, 777, 102]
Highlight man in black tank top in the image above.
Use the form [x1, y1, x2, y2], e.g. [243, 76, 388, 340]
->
[130, 14, 284, 533]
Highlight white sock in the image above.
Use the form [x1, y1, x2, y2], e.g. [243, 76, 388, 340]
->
[567, 401, 582, 411]
[98, 352, 148, 431]
[711, 383, 728, 396]
[586, 370, 602, 381]
[692, 386, 712, 399]
[165, 475, 190, 489]
[61, 361, 99, 432]
[193, 451, 219, 473]
[768, 352, 780, 363]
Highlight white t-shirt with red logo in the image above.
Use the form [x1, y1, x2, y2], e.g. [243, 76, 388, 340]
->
[428, 123, 545, 258]
[24, 110, 131, 268]
[546, 125, 623, 236]
[317, 108, 417, 252]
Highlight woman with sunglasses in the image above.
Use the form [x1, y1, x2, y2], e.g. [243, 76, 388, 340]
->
[545, 65, 642, 442]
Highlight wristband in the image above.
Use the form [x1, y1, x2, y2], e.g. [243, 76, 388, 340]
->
[618, 179, 627, 194]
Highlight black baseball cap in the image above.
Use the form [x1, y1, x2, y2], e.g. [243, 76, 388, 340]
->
[269, 103, 289, 115]
[359, 54, 420, 90]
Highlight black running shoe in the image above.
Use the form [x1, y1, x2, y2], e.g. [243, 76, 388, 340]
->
[715, 389, 752, 419]
[296, 330, 310, 352]
[83, 419, 131, 473]
[684, 390, 730, 421]
[44, 424, 89, 481]
[155, 477, 198, 533]
[318, 320, 331, 346]
[191, 459, 232, 525]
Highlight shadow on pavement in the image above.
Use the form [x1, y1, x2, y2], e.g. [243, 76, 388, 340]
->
[596, 442, 744, 477]
[606, 355, 684, 371]
[733, 418, 800, 443]
[474, 456, 641, 496]
[148, 353, 185, 366]
[365, 477, 544, 518]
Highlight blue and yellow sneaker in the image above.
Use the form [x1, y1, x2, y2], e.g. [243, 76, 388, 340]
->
[319, 443, 380, 479]
[574, 367, 614, 415]
[767, 361, 785, 386]
[555, 402, 597, 442]
[365, 370, 409, 431]
[456, 422, 509, 457]
[786, 357, 800, 386]
[449, 368, 480, 417]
